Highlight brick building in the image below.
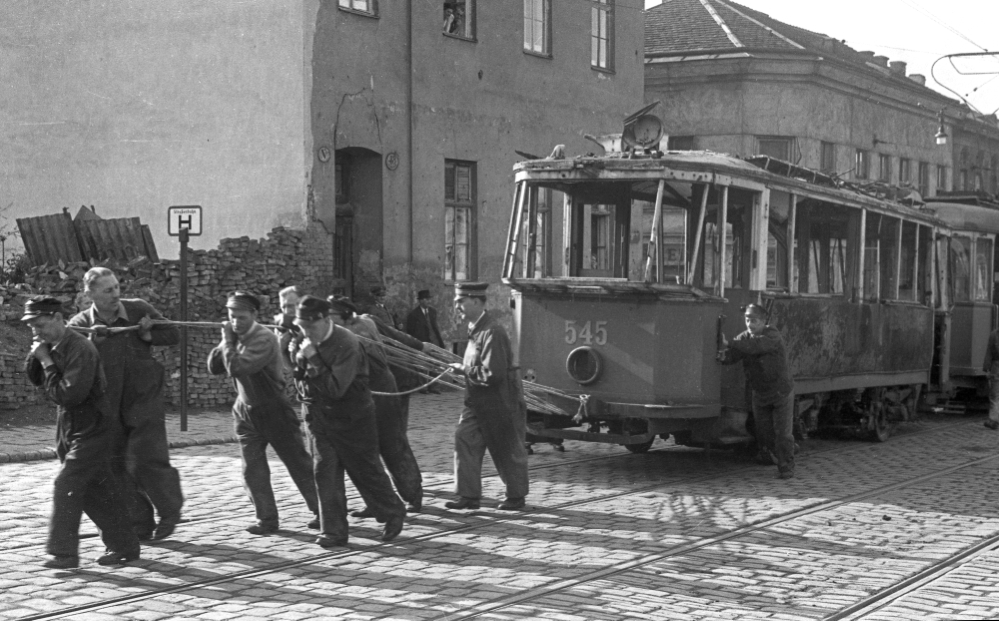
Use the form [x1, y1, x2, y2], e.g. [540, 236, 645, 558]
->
[644, 0, 999, 200]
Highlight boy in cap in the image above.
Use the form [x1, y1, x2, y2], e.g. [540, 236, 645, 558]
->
[23, 296, 140, 568]
[286, 295, 406, 546]
[718, 303, 796, 479]
[446, 282, 529, 511]
[208, 291, 319, 534]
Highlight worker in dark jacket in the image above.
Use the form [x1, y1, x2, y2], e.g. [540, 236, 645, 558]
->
[208, 291, 319, 534]
[367, 285, 400, 329]
[718, 303, 795, 479]
[328, 296, 424, 514]
[287, 296, 406, 547]
[68, 266, 184, 540]
[983, 328, 999, 430]
[405, 289, 445, 393]
[23, 296, 140, 569]
[446, 282, 529, 511]
[369, 314, 427, 431]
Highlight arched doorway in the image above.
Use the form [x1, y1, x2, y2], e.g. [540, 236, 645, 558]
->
[334, 147, 383, 298]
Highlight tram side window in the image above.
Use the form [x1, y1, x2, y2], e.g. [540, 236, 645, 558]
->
[899, 221, 919, 301]
[521, 187, 558, 278]
[917, 225, 932, 304]
[863, 213, 901, 300]
[633, 198, 686, 282]
[950, 235, 972, 303]
[699, 190, 751, 291]
[767, 191, 791, 290]
[794, 201, 856, 295]
[975, 237, 993, 302]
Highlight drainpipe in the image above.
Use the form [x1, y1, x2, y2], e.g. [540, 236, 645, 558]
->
[407, 0, 414, 266]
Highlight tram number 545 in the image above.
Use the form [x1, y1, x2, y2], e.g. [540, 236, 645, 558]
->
[565, 320, 608, 346]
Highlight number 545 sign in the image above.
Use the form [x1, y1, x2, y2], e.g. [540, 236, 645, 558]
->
[565, 320, 608, 346]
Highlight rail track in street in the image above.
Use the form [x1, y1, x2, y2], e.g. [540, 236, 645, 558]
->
[10, 417, 996, 621]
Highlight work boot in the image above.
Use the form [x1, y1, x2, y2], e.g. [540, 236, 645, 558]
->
[497, 498, 526, 511]
[245, 523, 279, 535]
[444, 497, 480, 510]
[350, 507, 376, 519]
[152, 515, 180, 541]
[96, 547, 140, 565]
[43, 555, 79, 570]
[382, 515, 404, 542]
[776, 470, 795, 480]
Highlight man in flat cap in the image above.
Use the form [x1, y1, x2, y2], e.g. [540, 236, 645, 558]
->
[23, 296, 140, 569]
[208, 291, 319, 534]
[286, 295, 406, 547]
[367, 285, 400, 329]
[446, 282, 529, 511]
[328, 296, 424, 514]
[717, 303, 795, 479]
[68, 266, 184, 541]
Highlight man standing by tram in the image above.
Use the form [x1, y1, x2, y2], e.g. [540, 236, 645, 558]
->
[718, 303, 796, 479]
[446, 282, 529, 511]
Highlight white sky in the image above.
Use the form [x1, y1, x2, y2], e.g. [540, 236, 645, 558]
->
[644, 0, 999, 116]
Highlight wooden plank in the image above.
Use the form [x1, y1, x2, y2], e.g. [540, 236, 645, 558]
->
[15, 213, 82, 265]
[140, 225, 159, 262]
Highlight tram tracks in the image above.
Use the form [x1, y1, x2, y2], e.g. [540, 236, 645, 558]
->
[9, 418, 988, 621]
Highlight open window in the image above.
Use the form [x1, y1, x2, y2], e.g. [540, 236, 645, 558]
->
[794, 200, 859, 296]
[863, 213, 901, 301]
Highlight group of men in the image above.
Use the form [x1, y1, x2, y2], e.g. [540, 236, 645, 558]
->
[24, 276, 530, 568]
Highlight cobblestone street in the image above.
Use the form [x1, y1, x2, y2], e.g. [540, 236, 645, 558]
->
[1, 393, 998, 620]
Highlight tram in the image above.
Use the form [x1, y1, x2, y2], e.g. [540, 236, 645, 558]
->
[503, 112, 998, 452]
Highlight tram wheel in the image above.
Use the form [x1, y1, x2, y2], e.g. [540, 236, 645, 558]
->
[871, 404, 891, 443]
[625, 439, 655, 454]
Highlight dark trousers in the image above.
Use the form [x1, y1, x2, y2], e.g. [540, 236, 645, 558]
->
[752, 391, 796, 474]
[373, 394, 422, 506]
[305, 404, 405, 541]
[48, 457, 139, 558]
[109, 407, 184, 533]
[454, 405, 529, 501]
[234, 401, 318, 527]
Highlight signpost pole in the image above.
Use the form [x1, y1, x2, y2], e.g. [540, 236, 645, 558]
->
[179, 228, 189, 432]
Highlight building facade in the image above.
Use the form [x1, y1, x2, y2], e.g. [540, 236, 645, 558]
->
[644, 0, 999, 201]
[313, 0, 645, 311]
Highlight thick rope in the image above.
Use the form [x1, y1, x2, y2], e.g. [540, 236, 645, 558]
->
[370, 369, 453, 397]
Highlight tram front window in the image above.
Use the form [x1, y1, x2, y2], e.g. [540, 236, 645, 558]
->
[951, 235, 972, 303]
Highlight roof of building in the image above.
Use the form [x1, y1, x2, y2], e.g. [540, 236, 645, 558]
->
[645, 0, 895, 70]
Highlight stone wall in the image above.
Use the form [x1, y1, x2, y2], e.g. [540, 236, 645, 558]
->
[0, 222, 334, 410]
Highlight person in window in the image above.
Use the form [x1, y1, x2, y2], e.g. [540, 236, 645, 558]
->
[982, 327, 999, 430]
[443, 5, 456, 33]
[717, 304, 796, 479]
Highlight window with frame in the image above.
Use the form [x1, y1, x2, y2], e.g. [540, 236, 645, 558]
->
[524, 0, 551, 56]
[757, 136, 794, 161]
[937, 165, 947, 193]
[975, 237, 993, 302]
[338, 0, 377, 15]
[591, 0, 613, 70]
[444, 160, 476, 282]
[522, 187, 554, 278]
[793, 200, 856, 295]
[951, 235, 971, 302]
[878, 154, 892, 183]
[863, 213, 901, 300]
[856, 149, 870, 180]
[898, 158, 911, 186]
[443, 1, 475, 39]
[667, 136, 694, 151]
[820, 141, 836, 173]
[917, 162, 930, 196]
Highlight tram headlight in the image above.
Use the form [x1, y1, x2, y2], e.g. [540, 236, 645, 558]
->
[566, 346, 602, 386]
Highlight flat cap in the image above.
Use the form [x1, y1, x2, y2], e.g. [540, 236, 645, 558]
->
[744, 303, 767, 319]
[454, 282, 489, 300]
[327, 295, 358, 316]
[226, 291, 260, 313]
[417, 289, 431, 300]
[21, 296, 64, 321]
[295, 295, 331, 321]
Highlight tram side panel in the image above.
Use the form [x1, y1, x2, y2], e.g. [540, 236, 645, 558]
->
[516, 290, 723, 428]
